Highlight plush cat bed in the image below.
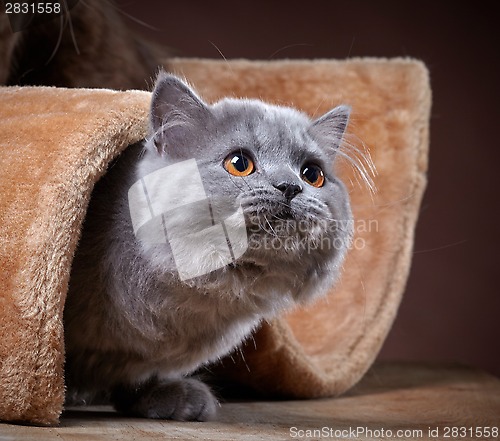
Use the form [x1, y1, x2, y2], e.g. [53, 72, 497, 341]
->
[0, 58, 430, 425]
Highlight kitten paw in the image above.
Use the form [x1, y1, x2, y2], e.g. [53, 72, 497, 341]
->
[111, 377, 218, 421]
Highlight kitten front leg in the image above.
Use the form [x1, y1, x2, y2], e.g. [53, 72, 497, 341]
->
[111, 377, 218, 421]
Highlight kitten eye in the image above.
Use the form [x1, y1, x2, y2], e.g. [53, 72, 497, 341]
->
[224, 152, 255, 177]
[301, 163, 325, 188]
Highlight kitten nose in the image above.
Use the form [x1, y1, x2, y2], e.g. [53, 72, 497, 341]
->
[275, 182, 302, 200]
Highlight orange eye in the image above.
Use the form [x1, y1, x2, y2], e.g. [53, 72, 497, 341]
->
[301, 163, 325, 188]
[224, 152, 255, 177]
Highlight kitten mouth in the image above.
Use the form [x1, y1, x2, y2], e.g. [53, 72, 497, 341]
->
[240, 192, 326, 239]
[240, 197, 295, 220]
[243, 205, 296, 227]
[272, 207, 294, 220]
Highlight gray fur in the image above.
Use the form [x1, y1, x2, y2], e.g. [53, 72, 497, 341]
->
[64, 72, 353, 421]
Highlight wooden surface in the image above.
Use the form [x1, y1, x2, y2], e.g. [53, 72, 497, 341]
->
[1, 363, 499, 440]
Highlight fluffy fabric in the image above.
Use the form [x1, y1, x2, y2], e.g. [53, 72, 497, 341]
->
[0, 58, 430, 425]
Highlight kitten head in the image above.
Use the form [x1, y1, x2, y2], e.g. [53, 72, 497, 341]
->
[137, 72, 353, 306]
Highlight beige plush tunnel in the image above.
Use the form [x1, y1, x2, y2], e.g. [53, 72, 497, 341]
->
[0, 58, 431, 425]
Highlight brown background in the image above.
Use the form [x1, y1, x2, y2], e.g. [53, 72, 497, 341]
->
[118, 1, 499, 376]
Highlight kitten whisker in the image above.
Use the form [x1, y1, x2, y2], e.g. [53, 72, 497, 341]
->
[262, 215, 278, 238]
[208, 41, 234, 75]
[310, 97, 327, 120]
[104, 0, 162, 31]
[64, 0, 80, 55]
[337, 134, 377, 195]
[267, 43, 314, 60]
[45, 13, 65, 66]
[227, 175, 247, 194]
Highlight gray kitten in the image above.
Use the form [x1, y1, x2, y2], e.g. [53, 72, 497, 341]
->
[64, 72, 353, 421]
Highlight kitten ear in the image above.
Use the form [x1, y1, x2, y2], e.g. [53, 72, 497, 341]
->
[309, 105, 351, 154]
[149, 71, 211, 155]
